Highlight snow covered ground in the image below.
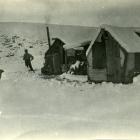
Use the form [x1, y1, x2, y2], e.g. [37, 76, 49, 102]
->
[0, 32, 140, 140]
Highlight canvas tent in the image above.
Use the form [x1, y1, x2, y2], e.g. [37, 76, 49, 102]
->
[41, 38, 65, 75]
[65, 41, 91, 64]
[64, 40, 91, 75]
[86, 25, 140, 83]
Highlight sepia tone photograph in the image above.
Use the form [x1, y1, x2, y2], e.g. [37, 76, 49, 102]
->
[0, 0, 140, 140]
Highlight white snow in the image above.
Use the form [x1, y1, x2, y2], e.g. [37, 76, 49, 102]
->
[1, 32, 140, 140]
[60, 73, 87, 82]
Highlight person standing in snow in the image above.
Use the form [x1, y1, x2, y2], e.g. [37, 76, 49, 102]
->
[23, 49, 34, 72]
[0, 69, 4, 79]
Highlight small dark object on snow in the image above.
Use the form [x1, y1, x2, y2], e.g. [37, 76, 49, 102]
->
[29, 46, 33, 48]
[23, 49, 34, 72]
[0, 69, 4, 79]
[8, 45, 13, 48]
[18, 43, 22, 47]
[6, 53, 14, 57]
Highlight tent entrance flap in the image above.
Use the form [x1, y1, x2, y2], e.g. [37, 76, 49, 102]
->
[92, 42, 107, 81]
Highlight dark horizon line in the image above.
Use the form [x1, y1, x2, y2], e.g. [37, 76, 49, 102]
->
[0, 21, 98, 28]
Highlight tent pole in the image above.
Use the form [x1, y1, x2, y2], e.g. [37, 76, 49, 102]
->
[46, 26, 51, 48]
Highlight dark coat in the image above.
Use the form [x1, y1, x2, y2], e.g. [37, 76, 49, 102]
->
[0, 69, 4, 79]
[23, 53, 34, 61]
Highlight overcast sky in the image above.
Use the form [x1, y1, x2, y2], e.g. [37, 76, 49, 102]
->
[0, 0, 140, 27]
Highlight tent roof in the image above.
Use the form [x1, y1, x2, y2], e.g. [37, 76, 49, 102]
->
[65, 40, 91, 50]
[86, 25, 140, 56]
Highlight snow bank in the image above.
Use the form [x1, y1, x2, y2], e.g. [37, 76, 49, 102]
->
[1, 75, 140, 140]
[59, 73, 87, 82]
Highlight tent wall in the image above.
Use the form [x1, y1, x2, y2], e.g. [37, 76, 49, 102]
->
[135, 53, 140, 72]
[105, 32, 122, 83]
[52, 53, 62, 74]
[42, 54, 62, 75]
[124, 53, 135, 83]
[87, 47, 94, 81]
[45, 39, 65, 64]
